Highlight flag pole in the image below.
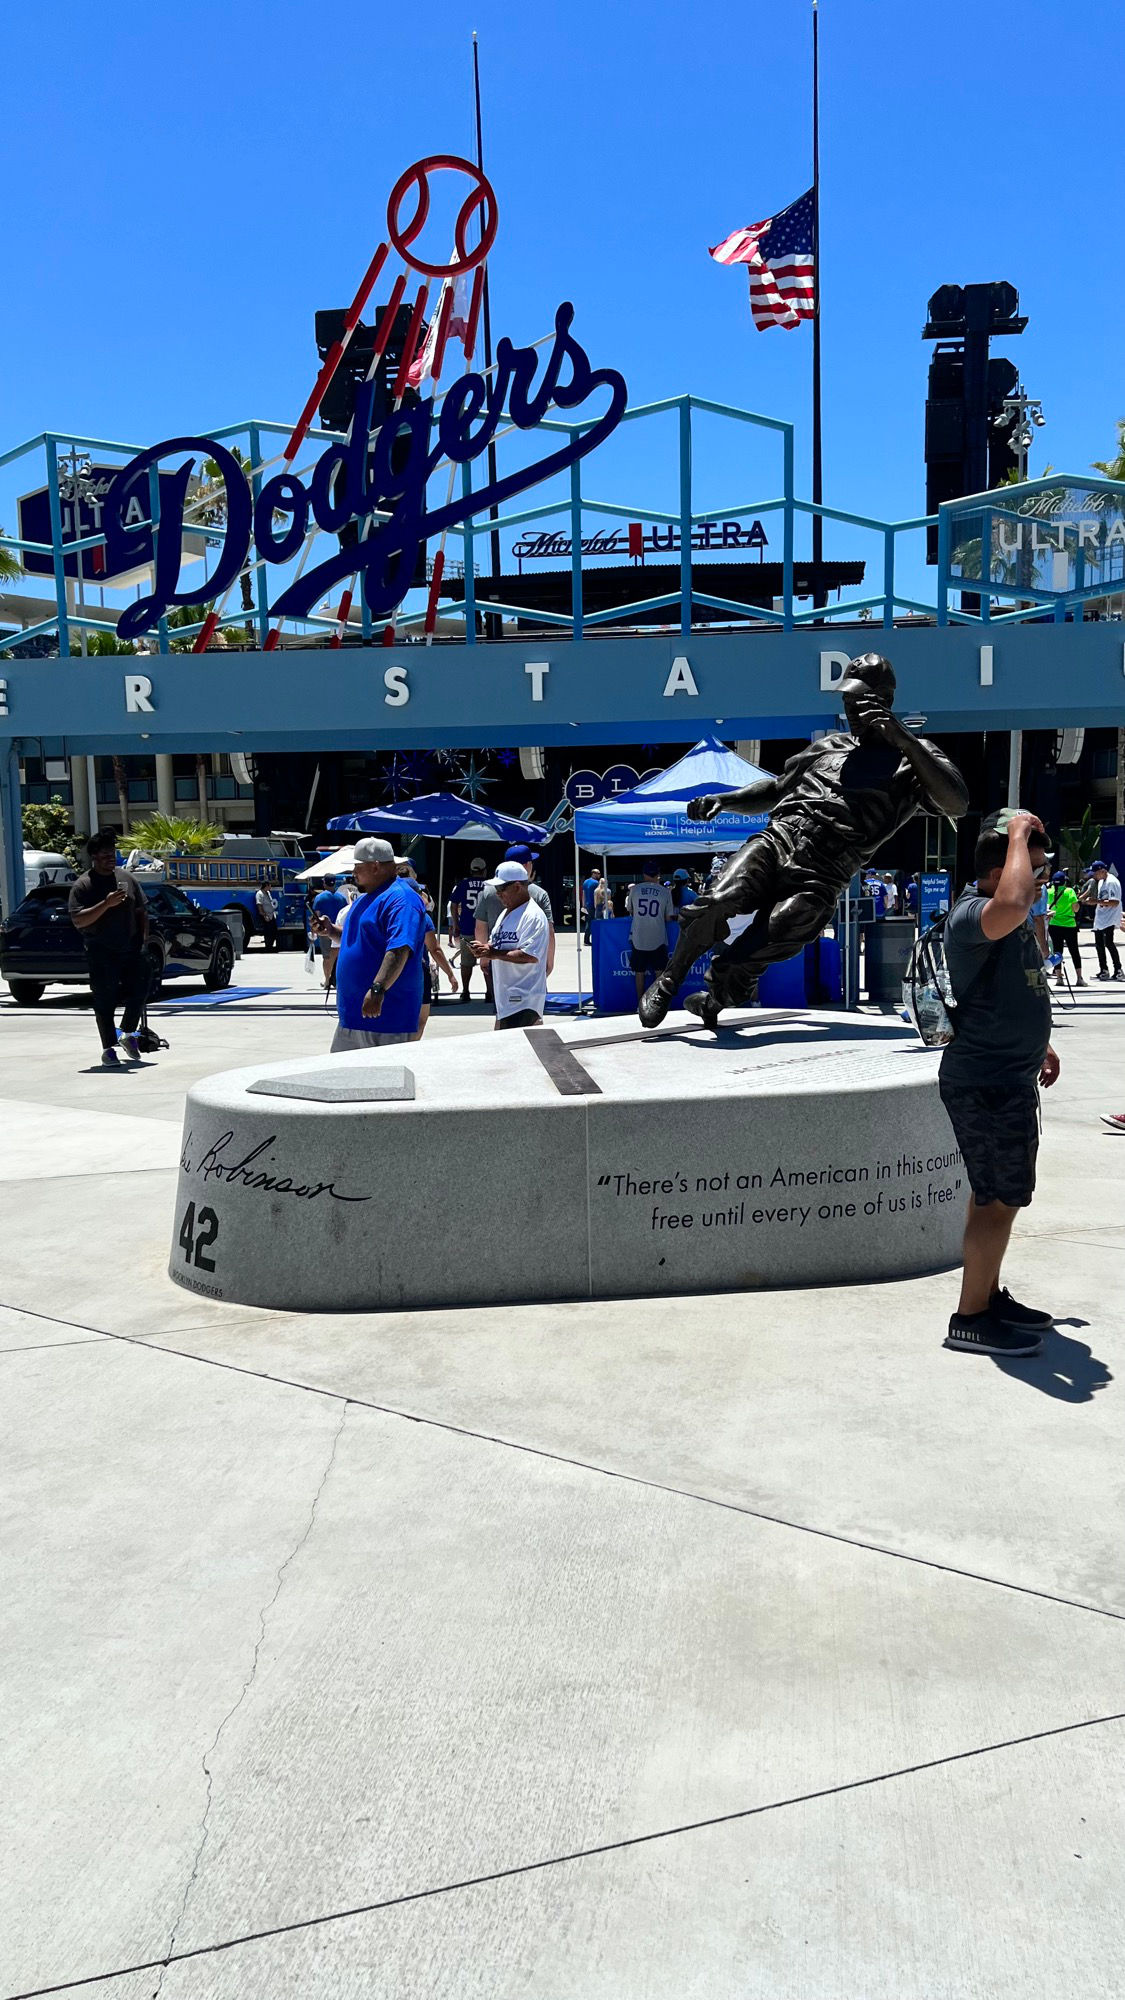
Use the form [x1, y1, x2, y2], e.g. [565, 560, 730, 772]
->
[472, 32, 503, 639]
[811, 0, 825, 610]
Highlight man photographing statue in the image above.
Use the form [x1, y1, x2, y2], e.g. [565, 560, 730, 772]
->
[637, 652, 970, 1029]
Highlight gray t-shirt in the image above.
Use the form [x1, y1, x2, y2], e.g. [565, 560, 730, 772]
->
[627, 880, 674, 950]
[472, 880, 552, 933]
[939, 886, 1051, 1089]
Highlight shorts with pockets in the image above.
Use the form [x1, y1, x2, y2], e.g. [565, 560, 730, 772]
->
[938, 1079, 1039, 1208]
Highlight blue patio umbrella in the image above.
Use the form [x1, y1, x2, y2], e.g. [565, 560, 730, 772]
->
[328, 792, 552, 845]
[328, 792, 553, 934]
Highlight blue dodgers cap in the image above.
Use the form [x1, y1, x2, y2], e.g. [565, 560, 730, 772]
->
[505, 843, 537, 865]
[1051, 871, 1068, 884]
[672, 868, 691, 881]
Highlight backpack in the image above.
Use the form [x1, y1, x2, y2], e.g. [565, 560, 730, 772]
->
[902, 906, 1003, 1048]
[901, 913, 956, 1047]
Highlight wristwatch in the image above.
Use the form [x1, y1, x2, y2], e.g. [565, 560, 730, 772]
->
[370, 981, 385, 996]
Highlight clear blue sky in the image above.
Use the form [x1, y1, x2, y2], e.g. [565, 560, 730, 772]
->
[4, 0, 1122, 600]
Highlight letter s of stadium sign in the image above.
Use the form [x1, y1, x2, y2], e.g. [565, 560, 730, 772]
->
[101, 156, 627, 644]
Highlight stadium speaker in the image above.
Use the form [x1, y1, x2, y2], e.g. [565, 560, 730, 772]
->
[519, 747, 546, 781]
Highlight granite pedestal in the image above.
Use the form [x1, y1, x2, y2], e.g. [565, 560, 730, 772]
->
[169, 1010, 966, 1311]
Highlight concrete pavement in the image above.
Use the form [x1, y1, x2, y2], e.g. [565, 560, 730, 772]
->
[2, 937, 1124, 1998]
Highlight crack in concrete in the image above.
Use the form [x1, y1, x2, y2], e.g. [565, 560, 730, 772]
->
[12, 1705, 1125, 1999]
[149, 1400, 349, 1998]
[0, 1339, 108, 1358]
[5, 1294, 1125, 1630]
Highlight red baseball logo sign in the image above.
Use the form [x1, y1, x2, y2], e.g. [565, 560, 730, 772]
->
[386, 155, 498, 278]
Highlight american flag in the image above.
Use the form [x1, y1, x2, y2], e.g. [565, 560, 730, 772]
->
[406, 272, 472, 389]
[710, 189, 816, 332]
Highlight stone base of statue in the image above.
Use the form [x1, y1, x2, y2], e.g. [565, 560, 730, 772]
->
[169, 1010, 966, 1313]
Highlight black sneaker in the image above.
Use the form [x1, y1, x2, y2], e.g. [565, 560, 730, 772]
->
[990, 1286, 1055, 1331]
[944, 1310, 1043, 1357]
[683, 990, 722, 1031]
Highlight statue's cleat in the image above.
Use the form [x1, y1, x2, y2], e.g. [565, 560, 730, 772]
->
[638, 978, 676, 1027]
[683, 991, 722, 1031]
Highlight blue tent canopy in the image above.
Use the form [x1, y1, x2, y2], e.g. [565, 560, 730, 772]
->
[573, 736, 771, 854]
[329, 792, 552, 846]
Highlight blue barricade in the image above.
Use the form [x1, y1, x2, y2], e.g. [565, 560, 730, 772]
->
[589, 918, 840, 1013]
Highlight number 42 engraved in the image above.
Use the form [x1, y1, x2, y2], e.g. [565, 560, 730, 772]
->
[178, 1202, 218, 1272]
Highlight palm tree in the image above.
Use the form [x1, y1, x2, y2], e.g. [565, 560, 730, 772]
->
[164, 595, 250, 653]
[85, 629, 137, 655]
[201, 450, 257, 620]
[1091, 420, 1125, 485]
[0, 528, 22, 583]
[1060, 807, 1103, 878]
[129, 813, 222, 857]
[112, 755, 130, 836]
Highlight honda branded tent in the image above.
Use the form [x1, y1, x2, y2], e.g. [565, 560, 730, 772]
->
[571, 736, 772, 1006]
[572, 736, 771, 853]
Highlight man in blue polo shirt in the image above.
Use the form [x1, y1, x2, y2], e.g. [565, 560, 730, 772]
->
[310, 837, 427, 1050]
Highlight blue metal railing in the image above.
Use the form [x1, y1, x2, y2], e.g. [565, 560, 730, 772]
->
[2, 408, 1121, 655]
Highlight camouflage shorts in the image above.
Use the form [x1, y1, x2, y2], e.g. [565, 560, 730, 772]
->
[938, 1079, 1039, 1208]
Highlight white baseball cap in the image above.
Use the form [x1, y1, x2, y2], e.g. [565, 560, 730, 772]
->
[352, 837, 394, 865]
[489, 860, 529, 887]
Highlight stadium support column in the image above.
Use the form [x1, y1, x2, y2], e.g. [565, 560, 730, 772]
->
[0, 743, 25, 918]
[1007, 731, 1022, 809]
[156, 755, 175, 818]
[70, 754, 91, 837]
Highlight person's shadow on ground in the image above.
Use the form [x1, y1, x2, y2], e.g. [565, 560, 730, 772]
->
[993, 1323, 1112, 1402]
[76, 1059, 159, 1075]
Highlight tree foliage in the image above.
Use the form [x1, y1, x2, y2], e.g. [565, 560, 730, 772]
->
[83, 629, 137, 655]
[1060, 806, 1102, 875]
[127, 813, 224, 856]
[21, 797, 79, 864]
[1091, 420, 1125, 485]
[0, 527, 22, 583]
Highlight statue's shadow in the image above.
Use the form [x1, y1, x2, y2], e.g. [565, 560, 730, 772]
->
[671, 1020, 920, 1059]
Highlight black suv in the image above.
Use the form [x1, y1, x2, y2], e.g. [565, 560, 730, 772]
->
[0, 880, 235, 1005]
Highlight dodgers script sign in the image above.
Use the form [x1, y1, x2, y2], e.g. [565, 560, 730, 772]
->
[104, 318, 626, 640]
[99, 154, 627, 643]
